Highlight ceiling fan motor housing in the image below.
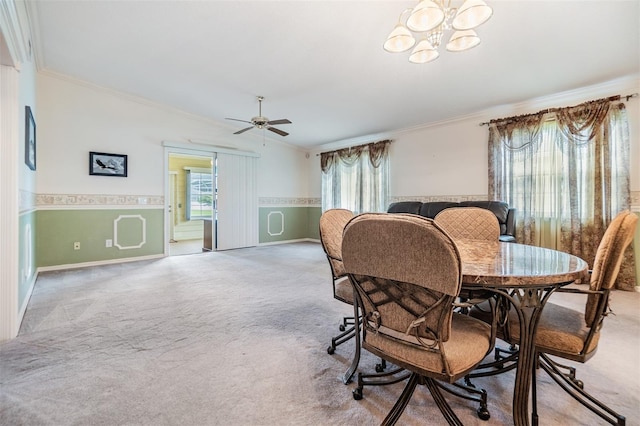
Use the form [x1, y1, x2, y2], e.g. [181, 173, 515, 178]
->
[252, 116, 269, 128]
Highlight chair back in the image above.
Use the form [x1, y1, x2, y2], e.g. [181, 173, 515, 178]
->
[342, 213, 462, 343]
[585, 210, 638, 325]
[319, 209, 355, 281]
[434, 207, 500, 241]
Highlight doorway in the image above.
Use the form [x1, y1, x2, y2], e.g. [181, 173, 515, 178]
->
[167, 152, 215, 256]
[163, 141, 259, 253]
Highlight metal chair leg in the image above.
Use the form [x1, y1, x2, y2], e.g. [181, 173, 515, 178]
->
[538, 353, 626, 425]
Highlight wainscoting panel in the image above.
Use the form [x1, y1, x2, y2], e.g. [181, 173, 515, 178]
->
[259, 206, 321, 243]
[37, 209, 163, 267]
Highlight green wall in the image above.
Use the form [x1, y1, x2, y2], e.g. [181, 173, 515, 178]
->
[19, 212, 37, 310]
[259, 206, 321, 244]
[35, 206, 320, 268]
[307, 207, 321, 240]
[37, 209, 164, 267]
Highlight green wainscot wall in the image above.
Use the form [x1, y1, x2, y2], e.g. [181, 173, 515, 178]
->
[37, 209, 164, 267]
[19, 211, 37, 310]
[259, 206, 321, 244]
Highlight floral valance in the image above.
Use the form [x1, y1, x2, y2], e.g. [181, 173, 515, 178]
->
[320, 140, 391, 173]
[489, 95, 624, 150]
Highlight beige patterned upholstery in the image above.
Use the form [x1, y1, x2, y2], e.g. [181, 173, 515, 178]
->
[434, 207, 501, 241]
[584, 210, 638, 325]
[319, 208, 359, 375]
[505, 210, 638, 360]
[319, 208, 355, 305]
[342, 213, 492, 425]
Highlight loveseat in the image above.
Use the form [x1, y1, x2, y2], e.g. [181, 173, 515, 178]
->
[387, 200, 516, 242]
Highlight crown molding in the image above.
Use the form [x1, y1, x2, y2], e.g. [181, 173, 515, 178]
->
[0, 0, 28, 67]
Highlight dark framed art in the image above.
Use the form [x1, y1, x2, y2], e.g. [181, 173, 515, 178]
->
[25, 106, 36, 170]
[89, 151, 128, 177]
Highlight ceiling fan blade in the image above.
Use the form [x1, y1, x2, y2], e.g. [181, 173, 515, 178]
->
[267, 126, 289, 137]
[226, 118, 253, 124]
[267, 119, 291, 125]
[234, 126, 254, 135]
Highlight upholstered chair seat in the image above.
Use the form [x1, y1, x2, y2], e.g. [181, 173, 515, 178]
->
[506, 299, 600, 359]
[365, 314, 492, 383]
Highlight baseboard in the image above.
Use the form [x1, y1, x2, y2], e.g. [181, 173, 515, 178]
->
[17, 271, 38, 329]
[37, 254, 165, 273]
[258, 238, 320, 246]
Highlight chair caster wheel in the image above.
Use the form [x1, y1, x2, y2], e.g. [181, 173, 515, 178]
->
[327, 346, 335, 355]
[352, 388, 363, 400]
[339, 325, 346, 332]
[477, 406, 490, 421]
[375, 363, 385, 373]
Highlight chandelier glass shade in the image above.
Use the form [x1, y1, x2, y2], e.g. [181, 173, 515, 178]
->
[384, 0, 493, 63]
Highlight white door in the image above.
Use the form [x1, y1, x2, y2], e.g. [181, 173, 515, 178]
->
[215, 153, 258, 250]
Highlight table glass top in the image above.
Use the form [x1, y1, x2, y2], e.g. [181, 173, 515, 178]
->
[456, 240, 589, 287]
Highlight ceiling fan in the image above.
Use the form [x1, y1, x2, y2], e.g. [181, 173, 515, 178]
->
[226, 96, 292, 136]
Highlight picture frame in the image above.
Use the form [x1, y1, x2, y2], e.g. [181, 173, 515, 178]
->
[25, 106, 36, 171]
[89, 151, 128, 177]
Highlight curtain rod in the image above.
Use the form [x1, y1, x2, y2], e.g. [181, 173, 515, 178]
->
[478, 92, 638, 126]
[315, 139, 392, 156]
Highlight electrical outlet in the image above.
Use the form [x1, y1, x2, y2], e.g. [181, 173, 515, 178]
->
[73, 242, 80, 250]
[105, 239, 112, 248]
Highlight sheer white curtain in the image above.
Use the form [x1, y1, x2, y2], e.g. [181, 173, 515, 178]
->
[489, 97, 634, 289]
[321, 140, 390, 214]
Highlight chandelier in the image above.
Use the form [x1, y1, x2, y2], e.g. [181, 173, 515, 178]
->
[384, 0, 493, 64]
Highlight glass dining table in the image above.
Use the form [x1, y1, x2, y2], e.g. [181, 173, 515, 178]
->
[456, 239, 589, 426]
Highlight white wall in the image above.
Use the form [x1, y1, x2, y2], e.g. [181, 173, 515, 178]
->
[17, 45, 37, 194]
[310, 76, 640, 202]
[256, 140, 311, 198]
[36, 72, 310, 198]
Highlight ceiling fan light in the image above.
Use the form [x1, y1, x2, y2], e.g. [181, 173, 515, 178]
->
[446, 29, 480, 52]
[409, 39, 439, 64]
[452, 0, 493, 30]
[407, 0, 445, 32]
[383, 23, 416, 53]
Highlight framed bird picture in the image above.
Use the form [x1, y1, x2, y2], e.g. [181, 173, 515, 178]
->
[89, 151, 128, 177]
[25, 106, 36, 171]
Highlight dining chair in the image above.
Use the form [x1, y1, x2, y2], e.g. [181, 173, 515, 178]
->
[433, 206, 501, 241]
[342, 213, 492, 425]
[492, 210, 637, 425]
[319, 208, 360, 382]
[434, 206, 500, 311]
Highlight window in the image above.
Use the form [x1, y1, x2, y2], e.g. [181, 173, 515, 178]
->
[320, 140, 391, 214]
[186, 169, 213, 220]
[489, 97, 635, 288]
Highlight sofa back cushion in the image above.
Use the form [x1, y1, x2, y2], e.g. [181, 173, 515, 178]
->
[387, 201, 422, 215]
[419, 202, 458, 219]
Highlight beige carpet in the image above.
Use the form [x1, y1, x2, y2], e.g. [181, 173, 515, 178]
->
[1, 242, 638, 425]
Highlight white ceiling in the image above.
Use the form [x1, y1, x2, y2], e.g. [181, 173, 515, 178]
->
[29, 0, 640, 149]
